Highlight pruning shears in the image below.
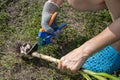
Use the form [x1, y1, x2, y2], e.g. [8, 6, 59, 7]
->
[27, 12, 67, 55]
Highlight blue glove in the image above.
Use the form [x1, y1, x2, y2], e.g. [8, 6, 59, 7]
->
[41, 1, 59, 33]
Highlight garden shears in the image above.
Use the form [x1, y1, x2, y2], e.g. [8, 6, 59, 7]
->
[27, 12, 67, 55]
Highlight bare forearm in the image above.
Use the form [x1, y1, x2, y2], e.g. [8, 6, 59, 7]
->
[49, 0, 64, 6]
[81, 18, 120, 56]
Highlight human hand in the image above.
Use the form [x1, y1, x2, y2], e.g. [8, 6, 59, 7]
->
[58, 47, 89, 73]
[41, 1, 59, 33]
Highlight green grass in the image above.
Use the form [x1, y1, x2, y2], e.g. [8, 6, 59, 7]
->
[0, 0, 119, 80]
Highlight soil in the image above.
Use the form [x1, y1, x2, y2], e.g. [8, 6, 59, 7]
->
[0, 0, 83, 80]
[1, 0, 120, 80]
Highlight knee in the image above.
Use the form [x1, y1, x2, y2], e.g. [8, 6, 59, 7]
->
[67, 0, 95, 11]
[67, 0, 106, 11]
[67, 0, 79, 9]
[67, 0, 74, 7]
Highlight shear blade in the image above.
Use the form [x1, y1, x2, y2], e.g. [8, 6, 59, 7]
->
[27, 42, 38, 55]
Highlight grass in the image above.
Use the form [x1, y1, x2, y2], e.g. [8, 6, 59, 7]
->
[0, 0, 119, 80]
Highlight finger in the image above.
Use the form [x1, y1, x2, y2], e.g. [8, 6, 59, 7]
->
[61, 60, 68, 70]
[67, 61, 77, 73]
[58, 60, 62, 70]
[66, 65, 71, 73]
[70, 61, 83, 74]
[71, 67, 78, 74]
[58, 57, 65, 70]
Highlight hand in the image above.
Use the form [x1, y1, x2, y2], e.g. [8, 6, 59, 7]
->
[41, 1, 59, 33]
[58, 47, 89, 73]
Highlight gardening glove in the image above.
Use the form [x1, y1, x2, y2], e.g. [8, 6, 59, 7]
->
[41, 1, 59, 33]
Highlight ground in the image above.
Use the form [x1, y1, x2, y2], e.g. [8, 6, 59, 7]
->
[0, 0, 120, 80]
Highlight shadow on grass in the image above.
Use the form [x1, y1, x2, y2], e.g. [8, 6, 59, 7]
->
[55, 36, 88, 58]
[20, 35, 88, 67]
[18, 36, 88, 79]
[21, 56, 85, 80]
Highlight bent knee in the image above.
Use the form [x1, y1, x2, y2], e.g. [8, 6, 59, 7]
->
[67, 0, 106, 11]
[67, 0, 80, 9]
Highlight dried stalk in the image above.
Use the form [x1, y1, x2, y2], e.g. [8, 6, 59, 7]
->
[31, 52, 120, 80]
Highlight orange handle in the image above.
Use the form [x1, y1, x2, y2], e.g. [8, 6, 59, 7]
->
[40, 12, 57, 32]
[48, 12, 57, 26]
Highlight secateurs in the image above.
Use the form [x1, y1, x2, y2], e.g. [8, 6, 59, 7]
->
[26, 12, 67, 55]
[38, 23, 67, 47]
